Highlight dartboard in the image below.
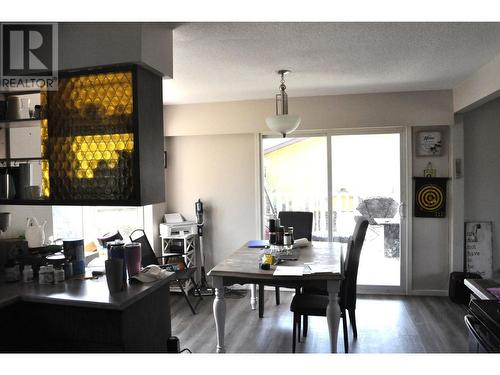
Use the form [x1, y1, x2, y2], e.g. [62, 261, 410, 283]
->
[414, 177, 448, 218]
[416, 184, 444, 211]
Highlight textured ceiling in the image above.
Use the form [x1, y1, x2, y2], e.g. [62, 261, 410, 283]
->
[163, 22, 500, 104]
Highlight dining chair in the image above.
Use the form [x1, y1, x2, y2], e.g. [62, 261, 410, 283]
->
[258, 211, 313, 318]
[289, 217, 369, 353]
[129, 229, 203, 314]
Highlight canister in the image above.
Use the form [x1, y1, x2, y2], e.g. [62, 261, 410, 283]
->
[107, 241, 127, 284]
[63, 239, 85, 275]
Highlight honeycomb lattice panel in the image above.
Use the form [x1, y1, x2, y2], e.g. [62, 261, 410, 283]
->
[43, 70, 136, 201]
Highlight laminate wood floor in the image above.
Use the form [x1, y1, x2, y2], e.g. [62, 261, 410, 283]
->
[170, 289, 469, 353]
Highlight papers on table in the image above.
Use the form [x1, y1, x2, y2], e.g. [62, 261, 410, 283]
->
[304, 264, 338, 275]
[273, 266, 304, 276]
[273, 264, 338, 276]
[292, 238, 310, 249]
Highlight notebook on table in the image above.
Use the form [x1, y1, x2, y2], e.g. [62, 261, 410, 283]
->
[247, 240, 269, 248]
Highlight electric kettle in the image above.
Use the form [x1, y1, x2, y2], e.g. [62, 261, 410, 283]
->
[25, 217, 46, 248]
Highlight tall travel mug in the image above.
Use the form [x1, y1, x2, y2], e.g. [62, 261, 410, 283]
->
[105, 258, 124, 293]
[124, 243, 142, 277]
[108, 242, 127, 284]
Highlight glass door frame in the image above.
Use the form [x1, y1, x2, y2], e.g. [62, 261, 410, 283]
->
[259, 127, 409, 295]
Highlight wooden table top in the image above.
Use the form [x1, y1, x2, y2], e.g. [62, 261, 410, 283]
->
[208, 241, 343, 281]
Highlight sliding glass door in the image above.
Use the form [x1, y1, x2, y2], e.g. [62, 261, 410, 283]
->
[261, 129, 407, 293]
[262, 136, 329, 241]
[330, 132, 405, 291]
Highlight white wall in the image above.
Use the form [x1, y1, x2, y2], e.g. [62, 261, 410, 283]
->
[463, 97, 500, 277]
[164, 90, 455, 294]
[454, 52, 500, 113]
[165, 90, 453, 136]
[164, 134, 259, 269]
[0, 206, 53, 240]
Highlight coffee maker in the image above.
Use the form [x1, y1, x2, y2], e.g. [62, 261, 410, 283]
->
[0, 213, 29, 278]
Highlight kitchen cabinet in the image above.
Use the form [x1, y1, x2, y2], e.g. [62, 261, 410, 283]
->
[0, 64, 165, 206]
[0, 275, 174, 352]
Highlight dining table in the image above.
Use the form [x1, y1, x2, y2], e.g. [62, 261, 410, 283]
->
[207, 241, 344, 353]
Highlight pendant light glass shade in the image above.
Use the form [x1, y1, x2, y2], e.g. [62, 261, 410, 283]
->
[265, 114, 301, 137]
[266, 70, 301, 137]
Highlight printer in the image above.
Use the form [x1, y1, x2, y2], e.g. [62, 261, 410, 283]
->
[159, 213, 197, 237]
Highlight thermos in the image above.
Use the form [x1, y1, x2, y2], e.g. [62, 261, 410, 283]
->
[107, 240, 127, 285]
[287, 227, 294, 245]
[268, 217, 279, 245]
[276, 226, 285, 246]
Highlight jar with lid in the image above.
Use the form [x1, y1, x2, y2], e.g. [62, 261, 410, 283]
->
[39, 265, 54, 285]
[5, 260, 20, 283]
[287, 227, 294, 245]
[283, 230, 292, 247]
[22, 265, 34, 283]
[38, 266, 48, 284]
[54, 267, 65, 284]
[46, 265, 55, 284]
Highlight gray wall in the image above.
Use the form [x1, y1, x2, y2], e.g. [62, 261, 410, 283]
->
[411, 126, 450, 291]
[464, 97, 500, 276]
[165, 134, 259, 269]
[59, 23, 173, 77]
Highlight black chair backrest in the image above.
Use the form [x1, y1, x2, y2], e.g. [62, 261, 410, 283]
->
[278, 211, 313, 241]
[340, 217, 369, 310]
[129, 229, 159, 267]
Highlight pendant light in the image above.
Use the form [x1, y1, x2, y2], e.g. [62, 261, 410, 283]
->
[265, 69, 301, 137]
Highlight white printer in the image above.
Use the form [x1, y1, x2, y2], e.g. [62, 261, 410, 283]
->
[159, 213, 197, 237]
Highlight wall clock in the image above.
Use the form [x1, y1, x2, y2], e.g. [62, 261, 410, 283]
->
[416, 131, 442, 156]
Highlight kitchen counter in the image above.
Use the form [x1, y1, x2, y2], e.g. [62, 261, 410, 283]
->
[0, 271, 175, 352]
[0, 274, 174, 310]
[465, 278, 500, 301]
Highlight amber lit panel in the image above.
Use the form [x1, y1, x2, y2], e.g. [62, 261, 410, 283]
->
[40, 92, 50, 198]
[43, 70, 136, 201]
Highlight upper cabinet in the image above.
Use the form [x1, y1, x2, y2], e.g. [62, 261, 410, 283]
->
[0, 64, 165, 206]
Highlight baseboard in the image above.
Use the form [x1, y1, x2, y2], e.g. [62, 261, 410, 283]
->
[230, 285, 449, 297]
[410, 289, 448, 296]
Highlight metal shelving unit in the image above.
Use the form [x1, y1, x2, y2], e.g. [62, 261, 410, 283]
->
[161, 233, 198, 294]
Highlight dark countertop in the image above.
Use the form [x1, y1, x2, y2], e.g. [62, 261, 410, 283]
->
[465, 278, 500, 301]
[0, 273, 174, 311]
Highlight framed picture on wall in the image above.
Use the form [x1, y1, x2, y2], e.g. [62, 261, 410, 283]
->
[416, 131, 442, 156]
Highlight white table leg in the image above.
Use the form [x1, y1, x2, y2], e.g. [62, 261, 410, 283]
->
[250, 284, 257, 310]
[212, 276, 226, 353]
[326, 279, 341, 353]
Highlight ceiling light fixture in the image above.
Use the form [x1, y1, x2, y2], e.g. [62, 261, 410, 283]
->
[265, 69, 301, 138]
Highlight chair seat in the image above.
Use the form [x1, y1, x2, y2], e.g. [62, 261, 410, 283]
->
[160, 266, 197, 280]
[290, 293, 329, 316]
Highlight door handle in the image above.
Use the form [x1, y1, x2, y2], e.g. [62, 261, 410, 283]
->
[399, 203, 406, 218]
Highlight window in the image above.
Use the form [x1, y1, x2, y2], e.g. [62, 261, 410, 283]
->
[52, 206, 144, 246]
